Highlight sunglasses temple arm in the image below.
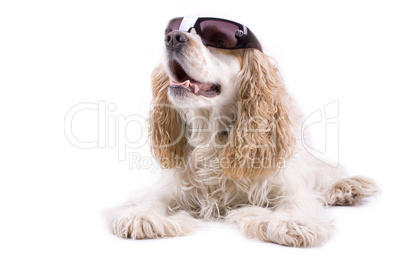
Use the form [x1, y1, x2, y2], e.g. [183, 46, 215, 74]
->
[246, 28, 263, 52]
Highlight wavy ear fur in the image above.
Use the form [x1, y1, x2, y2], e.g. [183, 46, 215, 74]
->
[149, 65, 185, 168]
[220, 50, 295, 180]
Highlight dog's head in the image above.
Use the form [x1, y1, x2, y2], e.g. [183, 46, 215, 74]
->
[149, 17, 295, 179]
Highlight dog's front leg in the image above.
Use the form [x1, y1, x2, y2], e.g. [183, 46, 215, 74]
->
[104, 170, 198, 239]
[226, 192, 333, 247]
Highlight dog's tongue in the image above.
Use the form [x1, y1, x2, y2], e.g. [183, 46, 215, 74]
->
[170, 80, 213, 94]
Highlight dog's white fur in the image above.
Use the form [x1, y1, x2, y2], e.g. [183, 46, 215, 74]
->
[105, 27, 378, 247]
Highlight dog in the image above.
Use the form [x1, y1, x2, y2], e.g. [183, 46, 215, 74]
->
[105, 17, 378, 247]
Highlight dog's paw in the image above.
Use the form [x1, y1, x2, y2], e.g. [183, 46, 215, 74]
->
[226, 207, 333, 247]
[243, 218, 333, 247]
[326, 176, 379, 206]
[105, 208, 198, 239]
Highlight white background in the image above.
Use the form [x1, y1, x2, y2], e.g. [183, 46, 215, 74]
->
[1, 0, 401, 267]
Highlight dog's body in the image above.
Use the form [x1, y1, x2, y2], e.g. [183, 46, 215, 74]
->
[106, 19, 378, 247]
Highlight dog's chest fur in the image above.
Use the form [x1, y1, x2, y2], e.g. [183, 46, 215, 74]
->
[170, 142, 282, 219]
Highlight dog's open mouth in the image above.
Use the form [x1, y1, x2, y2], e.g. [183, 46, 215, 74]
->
[169, 60, 221, 98]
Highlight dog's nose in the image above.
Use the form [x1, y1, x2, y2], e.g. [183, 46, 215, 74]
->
[165, 31, 189, 48]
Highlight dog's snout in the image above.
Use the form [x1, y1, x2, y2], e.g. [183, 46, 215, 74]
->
[165, 31, 189, 49]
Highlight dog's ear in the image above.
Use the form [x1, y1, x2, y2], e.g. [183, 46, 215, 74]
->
[220, 50, 295, 179]
[149, 65, 185, 168]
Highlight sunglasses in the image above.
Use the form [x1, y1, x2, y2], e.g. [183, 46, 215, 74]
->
[165, 17, 263, 52]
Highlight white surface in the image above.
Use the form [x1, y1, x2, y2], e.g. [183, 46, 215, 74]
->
[1, 0, 401, 267]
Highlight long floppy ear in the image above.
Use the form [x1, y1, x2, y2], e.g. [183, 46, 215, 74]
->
[149, 65, 186, 168]
[220, 50, 295, 180]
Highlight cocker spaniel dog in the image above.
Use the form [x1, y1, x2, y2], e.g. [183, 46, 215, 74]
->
[105, 17, 378, 247]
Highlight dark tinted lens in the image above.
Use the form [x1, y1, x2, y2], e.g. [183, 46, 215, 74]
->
[166, 18, 183, 33]
[199, 20, 241, 48]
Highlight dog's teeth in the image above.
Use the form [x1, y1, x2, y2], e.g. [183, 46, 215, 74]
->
[184, 80, 190, 87]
